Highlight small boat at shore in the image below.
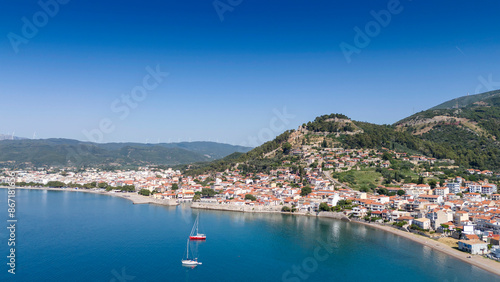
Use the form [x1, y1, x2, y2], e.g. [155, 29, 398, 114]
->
[181, 239, 202, 267]
[189, 214, 206, 240]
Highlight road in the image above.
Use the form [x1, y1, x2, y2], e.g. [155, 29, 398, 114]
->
[323, 170, 351, 190]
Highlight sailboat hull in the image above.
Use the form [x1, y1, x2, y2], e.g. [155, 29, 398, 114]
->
[182, 260, 202, 266]
[189, 235, 206, 240]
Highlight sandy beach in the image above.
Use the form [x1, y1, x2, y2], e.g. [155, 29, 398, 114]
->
[1, 186, 178, 206]
[353, 220, 500, 277]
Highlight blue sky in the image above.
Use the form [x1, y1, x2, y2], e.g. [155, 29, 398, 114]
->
[1, 0, 500, 146]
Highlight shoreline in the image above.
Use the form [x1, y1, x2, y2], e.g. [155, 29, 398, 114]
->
[0, 186, 179, 206]
[192, 202, 351, 220]
[4, 187, 499, 277]
[352, 220, 500, 277]
[193, 202, 500, 277]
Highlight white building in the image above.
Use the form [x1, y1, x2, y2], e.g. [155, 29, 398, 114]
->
[468, 183, 482, 194]
[481, 184, 497, 195]
[327, 193, 340, 206]
[433, 187, 449, 196]
[446, 182, 461, 194]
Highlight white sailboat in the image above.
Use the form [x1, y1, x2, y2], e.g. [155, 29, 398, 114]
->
[181, 239, 202, 266]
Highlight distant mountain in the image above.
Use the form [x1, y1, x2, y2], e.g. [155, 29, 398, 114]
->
[0, 139, 251, 168]
[429, 90, 500, 110]
[94, 141, 250, 159]
[0, 134, 27, 141]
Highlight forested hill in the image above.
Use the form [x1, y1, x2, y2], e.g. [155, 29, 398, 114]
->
[184, 90, 500, 175]
[394, 90, 500, 169]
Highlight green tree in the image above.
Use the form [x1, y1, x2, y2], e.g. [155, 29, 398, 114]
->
[121, 185, 135, 192]
[360, 185, 370, 193]
[300, 186, 312, 196]
[281, 206, 291, 212]
[440, 223, 449, 234]
[201, 188, 216, 197]
[45, 181, 65, 188]
[245, 194, 257, 201]
[397, 189, 406, 196]
[319, 202, 330, 212]
[428, 179, 437, 189]
[282, 142, 292, 155]
[417, 176, 424, 185]
[377, 187, 389, 195]
[171, 183, 179, 190]
[138, 189, 151, 196]
[382, 152, 392, 161]
[337, 200, 352, 207]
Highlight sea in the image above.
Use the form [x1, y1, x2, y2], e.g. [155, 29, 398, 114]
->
[0, 189, 498, 282]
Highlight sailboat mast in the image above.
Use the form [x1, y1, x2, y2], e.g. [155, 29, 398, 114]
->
[195, 214, 199, 234]
[186, 239, 189, 259]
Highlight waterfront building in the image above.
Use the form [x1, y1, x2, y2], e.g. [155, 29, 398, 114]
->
[458, 240, 489, 255]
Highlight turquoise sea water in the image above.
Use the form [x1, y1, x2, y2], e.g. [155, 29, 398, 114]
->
[0, 189, 499, 282]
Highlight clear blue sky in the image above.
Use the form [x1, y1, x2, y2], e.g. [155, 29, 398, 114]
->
[1, 0, 500, 146]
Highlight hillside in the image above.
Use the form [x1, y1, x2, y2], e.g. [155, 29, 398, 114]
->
[0, 139, 251, 168]
[185, 90, 500, 175]
[394, 90, 500, 169]
[429, 90, 500, 110]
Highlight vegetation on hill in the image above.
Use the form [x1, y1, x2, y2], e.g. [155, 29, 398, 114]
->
[326, 122, 459, 166]
[429, 90, 500, 110]
[393, 90, 500, 169]
[304, 113, 356, 133]
[185, 89, 500, 176]
[183, 130, 294, 176]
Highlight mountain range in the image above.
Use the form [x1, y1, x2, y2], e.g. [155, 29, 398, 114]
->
[0, 139, 251, 168]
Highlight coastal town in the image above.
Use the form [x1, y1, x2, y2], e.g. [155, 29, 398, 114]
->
[3, 144, 500, 264]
